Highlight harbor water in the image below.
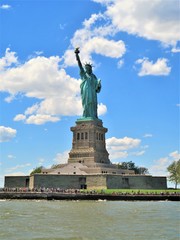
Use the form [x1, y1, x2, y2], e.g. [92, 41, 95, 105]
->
[0, 200, 179, 240]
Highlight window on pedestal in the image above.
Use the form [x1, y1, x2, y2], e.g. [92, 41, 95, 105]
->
[77, 133, 80, 140]
[85, 132, 88, 139]
[81, 132, 84, 139]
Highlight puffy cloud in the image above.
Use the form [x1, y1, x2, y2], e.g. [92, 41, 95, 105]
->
[0, 126, 17, 142]
[106, 136, 141, 160]
[0, 48, 18, 71]
[14, 114, 26, 121]
[98, 103, 107, 116]
[64, 38, 125, 67]
[169, 151, 180, 161]
[4, 95, 16, 103]
[136, 58, 171, 76]
[149, 157, 170, 176]
[110, 151, 128, 160]
[149, 150, 180, 176]
[63, 12, 125, 67]
[25, 114, 60, 125]
[83, 13, 104, 29]
[53, 151, 69, 164]
[84, 37, 125, 58]
[0, 49, 107, 124]
[100, 0, 180, 47]
[171, 47, 180, 53]
[107, 136, 141, 150]
[64, 0, 179, 69]
[0, 4, 11, 9]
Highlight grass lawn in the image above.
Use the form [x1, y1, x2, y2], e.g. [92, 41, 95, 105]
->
[81, 189, 180, 194]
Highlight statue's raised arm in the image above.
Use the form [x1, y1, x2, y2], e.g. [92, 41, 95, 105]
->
[74, 48, 83, 71]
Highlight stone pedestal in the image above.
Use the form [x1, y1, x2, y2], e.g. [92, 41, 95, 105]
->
[68, 118, 110, 165]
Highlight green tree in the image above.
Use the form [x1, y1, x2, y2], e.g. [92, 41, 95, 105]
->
[51, 164, 60, 169]
[136, 167, 149, 175]
[30, 166, 43, 176]
[167, 160, 180, 189]
[117, 161, 149, 174]
[119, 161, 136, 170]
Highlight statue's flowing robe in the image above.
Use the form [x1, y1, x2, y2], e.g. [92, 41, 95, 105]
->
[80, 69, 101, 119]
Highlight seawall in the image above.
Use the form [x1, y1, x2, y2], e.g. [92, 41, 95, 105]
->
[0, 192, 179, 201]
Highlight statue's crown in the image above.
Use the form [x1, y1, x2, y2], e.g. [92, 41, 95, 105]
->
[84, 62, 93, 68]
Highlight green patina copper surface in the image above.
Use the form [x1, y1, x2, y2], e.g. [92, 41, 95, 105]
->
[75, 48, 101, 119]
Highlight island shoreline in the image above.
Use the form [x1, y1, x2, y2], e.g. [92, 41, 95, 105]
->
[0, 192, 179, 201]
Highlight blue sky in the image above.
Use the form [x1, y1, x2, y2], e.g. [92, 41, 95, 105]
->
[0, 0, 179, 187]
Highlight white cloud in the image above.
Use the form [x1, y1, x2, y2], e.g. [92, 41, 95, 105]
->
[4, 94, 16, 103]
[53, 151, 69, 164]
[117, 59, 124, 68]
[34, 51, 43, 56]
[0, 48, 18, 71]
[131, 150, 145, 156]
[63, 11, 125, 67]
[171, 47, 180, 53]
[93, 0, 112, 3]
[64, 38, 125, 67]
[0, 126, 17, 142]
[150, 157, 169, 176]
[0, 4, 11, 9]
[0, 49, 107, 124]
[176, 104, 180, 107]
[5, 172, 26, 176]
[110, 151, 128, 160]
[7, 154, 16, 159]
[25, 114, 59, 125]
[106, 136, 141, 160]
[64, 0, 179, 70]
[14, 113, 60, 125]
[84, 37, 125, 59]
[38, 158, 45, 166]
[136, 58, 171, 76]
[63, 49, 78, 67]
[25, 104, 39, 115]
[143, 134, 153, 138]
[14, 114, 26, 121]
[83, 13, 104, 29]
[149, 150, 180, 176]
[100, 0, 180, 47]
[98, 103, 107, 116]
[107, 136, 141, 150]
[6, 163, 31, 173]
[169, 151, 180, 161]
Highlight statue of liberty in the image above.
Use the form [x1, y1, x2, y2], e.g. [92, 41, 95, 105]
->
[75, 48, 101, 119]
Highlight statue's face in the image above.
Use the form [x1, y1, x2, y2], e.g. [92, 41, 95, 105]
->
[85, 65, 92, 74]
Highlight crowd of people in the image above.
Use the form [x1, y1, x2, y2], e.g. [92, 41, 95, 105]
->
[1, 187, 179, 196]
